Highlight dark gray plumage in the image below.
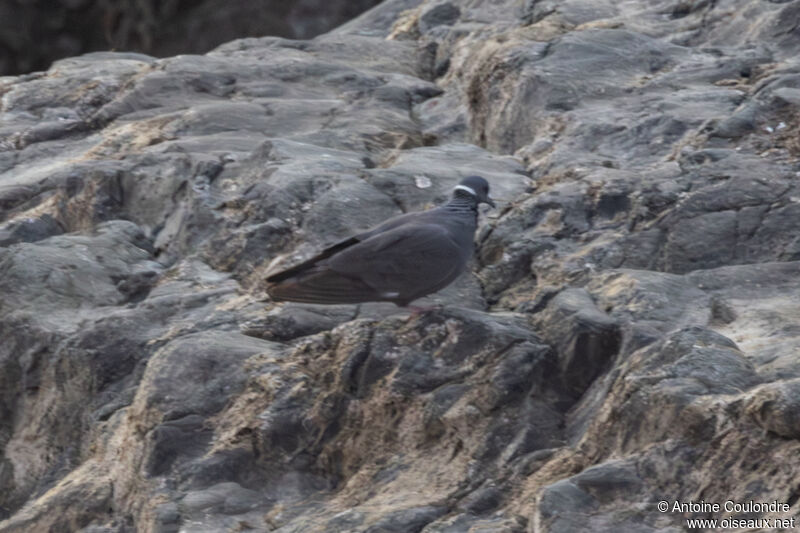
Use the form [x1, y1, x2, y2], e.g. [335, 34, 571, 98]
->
[266, 176, 495, 307]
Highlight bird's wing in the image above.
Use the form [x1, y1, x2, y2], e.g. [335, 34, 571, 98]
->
[265, 235, 360, 283]
[327, 223, 465, 297]
[264, 211, 425, 284]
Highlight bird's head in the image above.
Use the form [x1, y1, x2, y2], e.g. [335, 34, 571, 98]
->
[453, 175, 495, 208]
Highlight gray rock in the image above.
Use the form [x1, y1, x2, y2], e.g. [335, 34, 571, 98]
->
[365, 505, 447, 532]
[418, 3, 461, 33]
[745, 379, 800, 439]
[535, 289, 622, 399]
[456, 484, 503, 514]
[0, 214, 64, 246]
[421, 513, 527, 533]
[3, 0, 800, 532]
[241, 303, 358, 342]
[538, 479, 598, 520]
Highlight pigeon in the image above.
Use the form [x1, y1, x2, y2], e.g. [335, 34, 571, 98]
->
[266, 175, 495, 308]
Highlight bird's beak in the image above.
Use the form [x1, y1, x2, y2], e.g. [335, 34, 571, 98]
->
[485, 196, 496, 208]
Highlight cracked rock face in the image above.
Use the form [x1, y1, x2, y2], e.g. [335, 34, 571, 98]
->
[2, 0, 800, 531]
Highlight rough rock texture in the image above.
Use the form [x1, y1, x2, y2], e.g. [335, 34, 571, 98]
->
[0, 0, 382, 76]
[2, 0, 800, 531]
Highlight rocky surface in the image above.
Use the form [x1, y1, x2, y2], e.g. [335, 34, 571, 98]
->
[2, 0, 800, 531]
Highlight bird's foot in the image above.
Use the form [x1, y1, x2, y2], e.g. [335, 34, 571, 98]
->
[406, 304, 443, 317]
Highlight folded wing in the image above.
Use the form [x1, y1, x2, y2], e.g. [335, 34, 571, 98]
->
[266, 223, 463, 305]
